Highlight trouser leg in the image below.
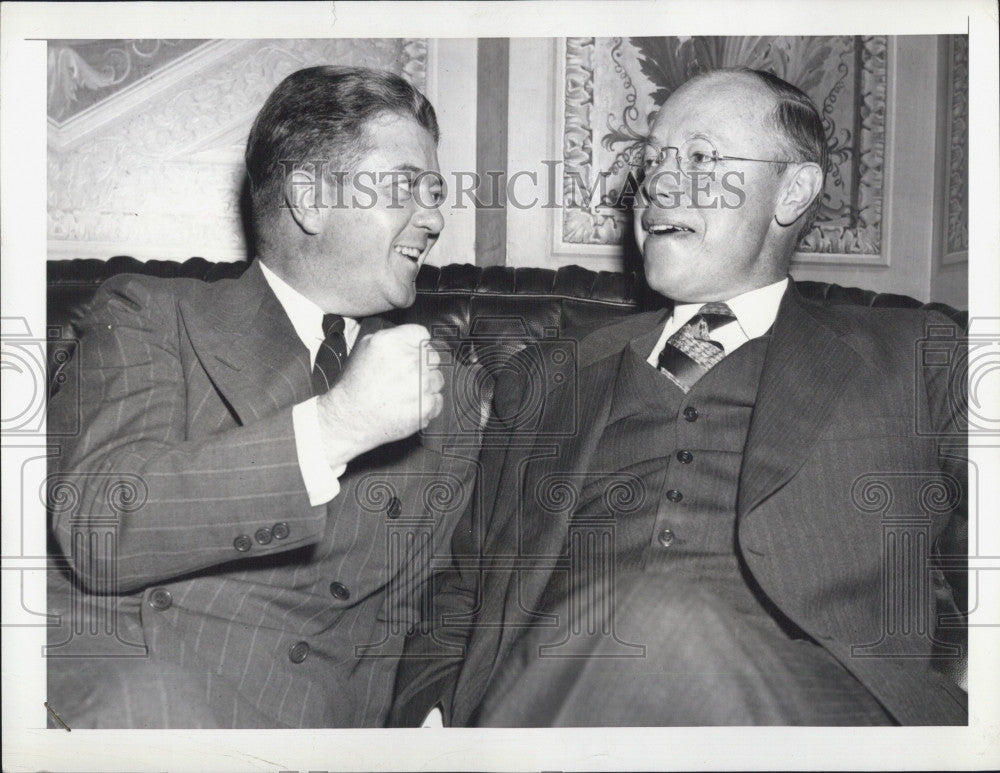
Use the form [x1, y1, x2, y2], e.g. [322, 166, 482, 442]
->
[474, 575, 892, 726]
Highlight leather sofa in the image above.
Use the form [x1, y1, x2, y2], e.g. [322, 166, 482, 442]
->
[46, 256, 968, 386]
[45, 256, 968, 691]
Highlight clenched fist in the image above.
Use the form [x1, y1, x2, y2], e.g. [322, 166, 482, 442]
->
[316, 324, 445, 467]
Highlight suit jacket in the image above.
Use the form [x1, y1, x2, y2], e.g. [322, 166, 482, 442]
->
[393, 279, 967, 726]
[47, 259, 480, 727]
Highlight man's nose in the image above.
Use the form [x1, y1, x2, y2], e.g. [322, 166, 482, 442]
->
[413, 201, 445, 235]
[641, 165, 686, 208]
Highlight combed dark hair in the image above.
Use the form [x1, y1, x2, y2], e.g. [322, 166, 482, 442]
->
[245, 65, 439, 233]
[691, 67, 828, 241]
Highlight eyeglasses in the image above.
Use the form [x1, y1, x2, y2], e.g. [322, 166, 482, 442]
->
[631, 137, 798, 178]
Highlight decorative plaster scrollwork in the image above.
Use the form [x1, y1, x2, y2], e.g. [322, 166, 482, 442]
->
[401, 38, 427, 86]
[563, 38, 605, 244]
[946, 35, 968, 256]
[47, 40, 205, 122]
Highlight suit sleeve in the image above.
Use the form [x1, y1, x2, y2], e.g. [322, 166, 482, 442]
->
[48, 276, 327, 593]
[919, 310, 969, 669]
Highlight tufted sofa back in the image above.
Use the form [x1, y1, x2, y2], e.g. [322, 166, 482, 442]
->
[47, 257, 967, 387]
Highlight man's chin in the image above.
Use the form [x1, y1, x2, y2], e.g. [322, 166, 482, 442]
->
[387, 287, 417, 311]
[643, 258, 691, 302]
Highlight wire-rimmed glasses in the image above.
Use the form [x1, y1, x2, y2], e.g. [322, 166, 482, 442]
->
[631, 136, 799, 178]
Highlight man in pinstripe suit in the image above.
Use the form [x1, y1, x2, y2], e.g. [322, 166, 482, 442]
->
[393, 68, 967, 726]
[46, 66, 478, 727]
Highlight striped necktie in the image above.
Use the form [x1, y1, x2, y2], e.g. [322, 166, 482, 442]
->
[312, 314, 347, 395]
[657, 302, 736, 393]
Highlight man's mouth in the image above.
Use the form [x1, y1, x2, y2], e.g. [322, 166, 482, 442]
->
[393, 244, 424, 263]
[644, 222, 694, 236]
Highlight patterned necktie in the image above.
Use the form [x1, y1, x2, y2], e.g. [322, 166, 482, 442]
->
[657, 302, 736, 393]
[311, 314, 348, 395]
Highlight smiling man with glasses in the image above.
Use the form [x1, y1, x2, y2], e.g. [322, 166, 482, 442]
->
[393, 67, 967, 727]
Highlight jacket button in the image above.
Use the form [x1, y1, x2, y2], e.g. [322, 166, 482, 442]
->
[676, 450, 693, 464]
[386, 496, 402, 519]
[254, 527, 273, 545]
[148, 587, 173, 610]
[657, 528, 675, 548]
[272, 522, 290, 540]
[666, 489, 683, 502]
[329, 581, 350, 600]
[288, 641, 310, 663]
[233, 534, 252, 552]
[683, 406, 698, 422]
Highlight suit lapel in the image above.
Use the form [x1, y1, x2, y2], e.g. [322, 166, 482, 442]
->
[509, 311, 669, 564]
[518, 353, 622, 555]
[490, 314, 668, 671]
[738, 281, 862, 518]
[180, 260, 314, 425]
[480, 349, 620, 693]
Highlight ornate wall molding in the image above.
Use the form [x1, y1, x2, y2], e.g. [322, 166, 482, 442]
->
[943, 34, 968, 264]
[48, 41, 242, 151]
[47, 39, 209, 124]
[48, 38, 427, 260]
[562, 38, 604, 244]
[557, 36, 889, 265]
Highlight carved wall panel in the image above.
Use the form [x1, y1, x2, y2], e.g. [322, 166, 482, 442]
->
[559, 36, 888, 261]
[944, 34, 968, 263]
[48, 40, 209, 122]
[47, 38, 427, 260]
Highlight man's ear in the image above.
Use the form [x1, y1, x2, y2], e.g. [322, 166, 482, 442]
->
[284, 168, 325, 235]
[774, 162, 823, 227]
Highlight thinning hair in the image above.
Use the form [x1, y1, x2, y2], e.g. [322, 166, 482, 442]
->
[245, 65, 439, 239]
[691, 67, 829, 241]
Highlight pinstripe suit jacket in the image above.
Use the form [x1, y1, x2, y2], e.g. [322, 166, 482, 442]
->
[395, 280, 967, 726]
[48, 259, 480, 727]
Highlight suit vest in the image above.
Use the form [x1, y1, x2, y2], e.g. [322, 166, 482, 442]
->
[570, 328, 848, 653]
[553, 329, 824, 634]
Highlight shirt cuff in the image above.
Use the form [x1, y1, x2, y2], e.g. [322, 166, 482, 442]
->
[292, 397, 346, 506]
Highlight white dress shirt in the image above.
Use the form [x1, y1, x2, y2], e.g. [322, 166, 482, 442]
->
[646, 277, 789, 366]
[260, 260, 360, 506]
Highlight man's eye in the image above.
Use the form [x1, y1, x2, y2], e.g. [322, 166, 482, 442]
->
[688, 151, 713, 165]
[426, 188, 444, 206]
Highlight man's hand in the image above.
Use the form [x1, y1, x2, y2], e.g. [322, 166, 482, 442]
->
[316, 324, 444, 467]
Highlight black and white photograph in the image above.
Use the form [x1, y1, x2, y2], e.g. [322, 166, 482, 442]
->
[2, 1, 998, 770]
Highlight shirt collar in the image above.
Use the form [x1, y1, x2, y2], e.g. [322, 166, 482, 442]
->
[647, 276, 788, 366]
[670, 276, 788, 341]
[259, 259, 359, 366]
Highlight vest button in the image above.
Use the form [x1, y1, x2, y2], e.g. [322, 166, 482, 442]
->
[666, 489, 683, 503]
[288, 641, 310, 663]
[148, 587, 172, 610]
[329, 581, 351, 600]
[254, 527, 273, 545]
[657, 528, 675, 548]
[676, 450, 693, 464]
[233, 534, 252, 552]
[683, 406, 699, 422]
[272, 522, 290, 540]
[386, 496, 402, 519]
